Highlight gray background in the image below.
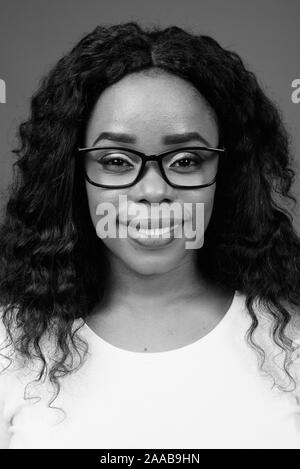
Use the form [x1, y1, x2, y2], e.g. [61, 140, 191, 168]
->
[0, 0, 300, 228]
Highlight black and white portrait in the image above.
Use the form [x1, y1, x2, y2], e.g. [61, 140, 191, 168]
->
[0, 0, 300, 451]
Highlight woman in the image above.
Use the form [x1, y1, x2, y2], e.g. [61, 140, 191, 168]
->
[0, 22, 300, 449]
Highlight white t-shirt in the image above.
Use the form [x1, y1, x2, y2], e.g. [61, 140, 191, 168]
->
[0, 290, 300, 449]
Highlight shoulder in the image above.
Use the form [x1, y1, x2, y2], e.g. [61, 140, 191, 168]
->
[227, 292, 300, 392]
[0, 305, 14, 370]
[0, 304, 43, 376]
[0, 308, 88, 377]
[0, 306, 28, 386]
[0, 305, 18, 403]
[249, 296, 300, 390]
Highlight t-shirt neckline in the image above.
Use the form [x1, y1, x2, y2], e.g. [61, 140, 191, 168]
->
[82, 290, 239, 357]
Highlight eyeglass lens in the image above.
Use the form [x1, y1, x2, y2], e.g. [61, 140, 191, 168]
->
[83, 148, 219, 187]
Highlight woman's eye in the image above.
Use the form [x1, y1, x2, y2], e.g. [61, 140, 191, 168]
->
[170, 153, 203, 168]
[99, 156, 134, 168]
[173, 158, 197, 167]
[103, 159, 129, 166]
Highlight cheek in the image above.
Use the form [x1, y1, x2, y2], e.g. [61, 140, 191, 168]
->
[182, 186, 216, 228]
[85, 186, 97, 224]
[85, 184, 122, 227]
[204, 197, 215, 230]
[203, 188, 216, 229]
[86, 187, 101, 227]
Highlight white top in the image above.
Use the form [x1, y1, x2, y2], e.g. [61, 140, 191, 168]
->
[0, 290, 300, 449]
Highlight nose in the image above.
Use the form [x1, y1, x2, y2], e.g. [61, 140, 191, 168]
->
[132, 160, 173, 202]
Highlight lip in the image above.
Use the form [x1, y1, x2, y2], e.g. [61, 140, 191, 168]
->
[126, 223, 182, 249]
[125, 218, 183, 230]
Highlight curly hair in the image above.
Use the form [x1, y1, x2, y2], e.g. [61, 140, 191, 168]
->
[1, 21, 300, 406]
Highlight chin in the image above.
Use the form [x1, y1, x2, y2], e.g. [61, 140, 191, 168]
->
[122, 256, 181, 276]
[103, 237, 190, 275]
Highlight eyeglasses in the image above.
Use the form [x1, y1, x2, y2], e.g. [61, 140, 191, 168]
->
[77, 145, 226, 189]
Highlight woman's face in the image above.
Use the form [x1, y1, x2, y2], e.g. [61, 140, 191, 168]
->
[83, 70, 220, 275]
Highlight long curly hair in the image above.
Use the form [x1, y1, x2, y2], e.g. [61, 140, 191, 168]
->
[1, 21, 300, 405]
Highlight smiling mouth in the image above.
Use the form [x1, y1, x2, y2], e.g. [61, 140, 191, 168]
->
[126, 218, 183, 230]
[128, 224, 179, 238]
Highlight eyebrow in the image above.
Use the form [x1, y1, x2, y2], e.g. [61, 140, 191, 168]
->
[92, 131, 212, 147]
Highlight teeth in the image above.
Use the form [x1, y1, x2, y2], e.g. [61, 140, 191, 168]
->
[127, 224, 181, 239]
[138, 227, 171, 236]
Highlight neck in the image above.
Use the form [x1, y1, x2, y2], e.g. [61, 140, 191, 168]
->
[101, 253, 213, 321]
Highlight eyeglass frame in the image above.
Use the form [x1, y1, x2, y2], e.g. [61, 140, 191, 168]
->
[76, 145, 226, 189]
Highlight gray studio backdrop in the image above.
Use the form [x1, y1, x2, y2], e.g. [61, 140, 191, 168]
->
[0, 0, 300, 229]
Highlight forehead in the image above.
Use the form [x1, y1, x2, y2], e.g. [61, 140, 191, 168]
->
[85, 71, 218, 145]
